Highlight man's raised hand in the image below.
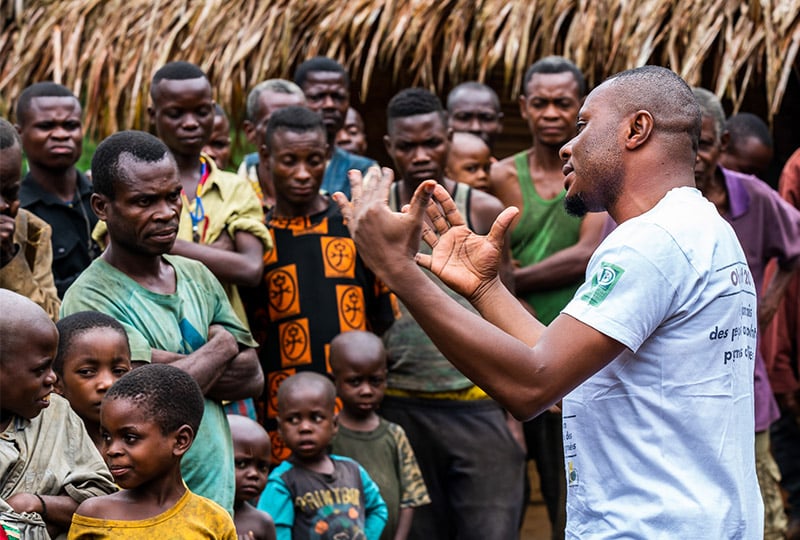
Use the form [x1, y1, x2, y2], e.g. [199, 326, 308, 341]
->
[416, 183, 518, 302]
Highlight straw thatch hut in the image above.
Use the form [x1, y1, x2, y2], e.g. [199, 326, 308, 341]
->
[1, 0, 799, 179]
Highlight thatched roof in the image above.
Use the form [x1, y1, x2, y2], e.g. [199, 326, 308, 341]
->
[1, 0, 798, 138]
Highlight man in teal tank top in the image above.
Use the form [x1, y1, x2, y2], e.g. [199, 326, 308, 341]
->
[488, 56, 607, 539]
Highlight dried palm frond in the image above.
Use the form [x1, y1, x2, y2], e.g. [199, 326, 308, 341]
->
[1, 0, 797, 138]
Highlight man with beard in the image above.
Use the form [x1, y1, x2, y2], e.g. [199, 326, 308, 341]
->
[335, 66, 763, 539]
[488, 56, 606, 538]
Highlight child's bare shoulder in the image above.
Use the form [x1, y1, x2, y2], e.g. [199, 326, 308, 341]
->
[74, 491, 129, 520]
[235, 502, 276, 540]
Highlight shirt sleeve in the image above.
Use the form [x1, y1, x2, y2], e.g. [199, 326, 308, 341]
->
[389, 423, 431, 508]
[0, 212, 60, 321]
[258, 469, 294, 540]
[359, 464, 388, 540]
[563, 228, 679, 353]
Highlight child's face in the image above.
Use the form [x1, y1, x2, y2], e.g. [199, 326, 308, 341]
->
[277, 387, 337, 465]
[334, 356, 387, 419]
[150, 77, 214, 158]
[232, 428, 271, 503]
[57, 328, 131, 426]
[202, 114, 231, 170]
[100, 397, 178, 489]
[445, 140, 492, 191]
[0, 321, 57, 422]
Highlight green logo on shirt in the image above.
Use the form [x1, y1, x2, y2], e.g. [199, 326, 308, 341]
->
[581, 262, 624, 306]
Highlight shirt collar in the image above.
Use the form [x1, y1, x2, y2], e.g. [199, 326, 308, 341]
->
[719, 165, 750, 219]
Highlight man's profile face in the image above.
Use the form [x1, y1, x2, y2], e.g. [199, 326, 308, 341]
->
[266, 128, 328, 215]
[694, 115, 723, 188]
[520, 72, 581, 148]
[17, 96, 83, 171]
[385, 112, 449, 185]
[150, 77, 214, 159]
[448, 88, 503, 140]
[301, 71, 349, 140]
[98, 155, 182, 257]
[560, 82, 623, 217]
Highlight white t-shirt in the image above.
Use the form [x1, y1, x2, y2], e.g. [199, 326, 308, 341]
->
[561, 187, 762, 539]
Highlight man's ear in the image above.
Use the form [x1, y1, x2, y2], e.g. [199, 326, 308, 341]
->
[260, 144, 271, 170]
[173, 424, 194, 457]
[383, 134, 393, 155]
[147, 105, 156, 129]
[91, 193, 109, 221]
[625, 110, 655, 150]
[720, 130, 731, 153]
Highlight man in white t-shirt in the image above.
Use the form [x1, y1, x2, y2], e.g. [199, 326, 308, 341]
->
[333, 66, 763, 538]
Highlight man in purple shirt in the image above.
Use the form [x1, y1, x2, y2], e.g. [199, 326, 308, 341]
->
[693, 87, 800, 540]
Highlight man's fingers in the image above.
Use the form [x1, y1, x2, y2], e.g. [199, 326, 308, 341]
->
[332, 192, 353, 222]
[432, 184, 466, 227]
[420, 224, 439, 249]
[488, 207, 520, 244]
[407, 180, 436, 222]
[415, 252, 432, 271]
[347, 168, 365, 205]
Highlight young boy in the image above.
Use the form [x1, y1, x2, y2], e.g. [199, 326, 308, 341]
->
[0, 290, 116, 539]
[444, 131, 492, 192]
[54, 311, 132, 451]
[228, 414, 277, 540]
[329, 331, 429, 540]
[0, 118, 60, 320]
[203, 104, 232, 170]
[68, 364, 237, 539]
[257, 372, 387, 540]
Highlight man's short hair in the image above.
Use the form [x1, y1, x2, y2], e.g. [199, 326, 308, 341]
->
[606, 66, 701, 152]
[105, 364, 205, 435]
[265, 105, 325, 149]
[725, 112, 773, 149]
[91, 130, 172, 199]
[294, 56, 349, 89]
[150, 61, 208, 98]
[691, 87, 727, 142]
[446, 82, 501, 112]
[15, 82, 78, 125]
[0, 118, 21, 149]
[387, 88, 446, 128]
[245, 79, 305, 122]
[54, 311, 130, 375]
[522, 56, 586, 98]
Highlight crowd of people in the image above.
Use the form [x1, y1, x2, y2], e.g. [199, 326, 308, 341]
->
[0, 53, 798, 540]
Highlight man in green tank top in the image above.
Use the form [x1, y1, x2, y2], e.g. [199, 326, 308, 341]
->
[379, 88, 526, 540]
[488, 56, 607, 540]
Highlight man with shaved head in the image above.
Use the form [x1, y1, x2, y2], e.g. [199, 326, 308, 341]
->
[336, 66, 763, 538]
[0, 290, 115, 538]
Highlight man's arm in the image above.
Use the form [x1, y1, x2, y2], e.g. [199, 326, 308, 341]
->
[336, 170, 624, 420]
[150, 325, 263, 401]
[4, 492, 77, 536]
[149, 324, 239, 394]
[513, 212, 607, 294]
[759, 263, 800, 330]
[170, 231, 265, 287]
